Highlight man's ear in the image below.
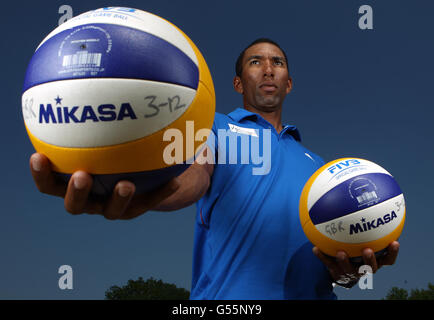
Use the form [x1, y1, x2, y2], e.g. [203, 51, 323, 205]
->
[233, 76, 243, 94]
[286, 76, 293, 94]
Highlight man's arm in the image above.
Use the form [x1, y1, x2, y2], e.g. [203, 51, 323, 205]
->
[29, 145, 214, 220]
[153, 160, 214, 212]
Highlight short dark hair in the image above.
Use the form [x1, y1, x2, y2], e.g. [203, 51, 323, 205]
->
[235, 38, 289, 77]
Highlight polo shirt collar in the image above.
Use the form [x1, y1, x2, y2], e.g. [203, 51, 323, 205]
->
[227, 107, 301, 142]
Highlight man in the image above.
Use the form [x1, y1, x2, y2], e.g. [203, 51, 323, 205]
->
[30, 38, 399, 299]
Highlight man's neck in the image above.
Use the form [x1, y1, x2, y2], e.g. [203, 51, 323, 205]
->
[244, 105, 283, 134]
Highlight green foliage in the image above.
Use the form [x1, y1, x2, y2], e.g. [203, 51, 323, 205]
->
[408, 283, 434, 300]
[384, 287, 408, 300]
[384, 282, 434, 300]
[105, 277, 190, 300]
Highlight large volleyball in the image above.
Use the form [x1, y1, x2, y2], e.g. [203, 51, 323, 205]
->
[299, 158, 405, 259]
[22, 7, 215, 197]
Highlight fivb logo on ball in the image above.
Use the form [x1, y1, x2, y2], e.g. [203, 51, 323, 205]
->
[327, 159, 361, 175]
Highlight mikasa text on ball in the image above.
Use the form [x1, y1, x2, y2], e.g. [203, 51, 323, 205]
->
[22, 7, 215, 197]
[299, 158, 405, 259]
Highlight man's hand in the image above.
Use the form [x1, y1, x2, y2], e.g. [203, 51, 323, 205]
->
[29, 153, 180, 220]
[313, 241, 400, 288]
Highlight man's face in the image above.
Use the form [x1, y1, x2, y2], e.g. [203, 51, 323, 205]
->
[234, 42, 292, 112]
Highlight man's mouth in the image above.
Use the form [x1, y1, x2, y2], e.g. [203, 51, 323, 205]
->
[259, 83, 277, 93]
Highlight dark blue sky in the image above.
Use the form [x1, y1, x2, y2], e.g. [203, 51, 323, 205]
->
[1, 0, 433, 300]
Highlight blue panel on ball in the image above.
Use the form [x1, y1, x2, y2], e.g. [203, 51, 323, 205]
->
[309, 173, 402, 225]
[54, 163, 190, 199]
[23, 23, 199, 92]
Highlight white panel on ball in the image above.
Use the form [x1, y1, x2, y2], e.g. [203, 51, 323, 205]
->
[36, 7, 198, 66]
[22, 79, 196, 147]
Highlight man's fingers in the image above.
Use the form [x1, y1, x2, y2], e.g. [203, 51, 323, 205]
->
[30, 153, 66, 197]
[64, 171, 93, 215]
[31, 153, 181, 220]
[31, 153, 104, 215]
[362, 248, 379, 273]
[336, 251, 358, 275]
[102, 181, 136, 220]
[379, 241, 400, 267]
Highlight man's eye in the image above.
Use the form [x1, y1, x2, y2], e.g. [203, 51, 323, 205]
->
[274, 60, 283, 66]
[250, 60, 259, 65]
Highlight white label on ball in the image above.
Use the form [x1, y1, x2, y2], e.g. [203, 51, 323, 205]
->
[314, 194, 405, 244]
[57, 25, 112, 78]
[22, 78, 196, 147]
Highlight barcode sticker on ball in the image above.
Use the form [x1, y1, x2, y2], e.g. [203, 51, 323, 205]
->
[62, 51, 102, 67]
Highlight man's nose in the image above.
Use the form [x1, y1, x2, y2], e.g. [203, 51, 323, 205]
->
[263, 60, 274, 77]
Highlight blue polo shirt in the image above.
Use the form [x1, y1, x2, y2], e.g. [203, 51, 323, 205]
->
[190, 108, 336, 300]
